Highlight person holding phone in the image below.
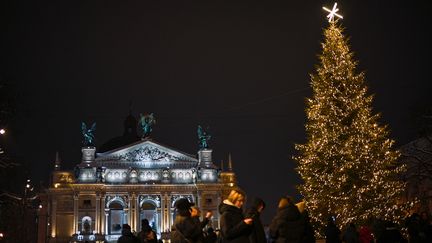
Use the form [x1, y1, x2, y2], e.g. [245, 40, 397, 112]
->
[219, 189, 253, 243]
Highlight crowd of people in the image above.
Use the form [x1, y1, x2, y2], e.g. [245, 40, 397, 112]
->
[116, 189, 432, 243]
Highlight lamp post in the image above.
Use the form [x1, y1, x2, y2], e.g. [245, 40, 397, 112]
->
[0, 128, 4, 155]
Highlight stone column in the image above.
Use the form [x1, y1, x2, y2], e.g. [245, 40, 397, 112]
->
[134, 194, 140, 232]
[73, 193, 79, 234]
[157, 206, 162, 235]
[166, 194, 172, 232]
[101, 195, 106, 235]
[130, 193, 136, 231]
[51, 199, 57, 238]
[95, 193, 100, 233]
[105, 210, 109, 235]
[127, 195, 132, 227]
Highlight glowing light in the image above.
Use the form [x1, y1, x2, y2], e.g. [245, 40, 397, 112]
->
[323, 2, 343, 22]
[54, 183, 60, 188]
[0, 129, 5, 135]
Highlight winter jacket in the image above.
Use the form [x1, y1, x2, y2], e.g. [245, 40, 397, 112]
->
[301, 211, 316, 243]
[342, 226, 359, 243]
[118, 229, 140, 243]
[269, 203, 305, 243]
[325, 223, 341, 243]
[191, 216, 210, 243]
[246, 198, 267, 243]
[137, 229, 158, 243]
[171, 214, 203, 243]
[358, 226, 373, 243]
[219, 200, 252, 243]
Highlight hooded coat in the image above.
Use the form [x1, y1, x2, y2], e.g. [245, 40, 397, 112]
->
[171, 209, 203, 243]
[219, 200, 252, 243]
[269, 203, 305, 243]
[246, 198, 267, 243]
[118, 228, 140, 243]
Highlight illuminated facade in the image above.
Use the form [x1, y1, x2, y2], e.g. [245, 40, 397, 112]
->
[38, 134, 237, 243]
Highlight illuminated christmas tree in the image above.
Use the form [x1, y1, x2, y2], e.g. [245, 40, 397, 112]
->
[295, 4, 410, 231]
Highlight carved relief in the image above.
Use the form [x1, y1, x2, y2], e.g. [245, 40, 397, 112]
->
[105, 195, 128, 208]
[102, 146, 194, 162]
[139, 195, 161, 208]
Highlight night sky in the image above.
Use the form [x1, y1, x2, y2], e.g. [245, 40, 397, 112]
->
[1, 1, 431, 224]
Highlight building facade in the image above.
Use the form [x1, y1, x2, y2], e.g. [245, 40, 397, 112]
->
[38, 136, 237, 243]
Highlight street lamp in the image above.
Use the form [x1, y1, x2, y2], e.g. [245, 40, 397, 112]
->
[0, 128, 5, 135]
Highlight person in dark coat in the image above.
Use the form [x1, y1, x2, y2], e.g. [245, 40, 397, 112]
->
[295, 201, 315, 243]
[203, 227, 218, 243]
[300, 210, 316, 243]
[419, 211, 432, 243]
[171, 198, 203, 243]
[219, 189, 253, 243]
[118, 224, 140, 243]
[342, 223, 359, 243]
[137, 219, 157, 243]
[269, 196, 305, 243]
[358, 224, 373, 243]
[246, 197, 267, 243]
[191, 206, 213, 243]
[379, 221, 406, 243]
[325, 216, 341, 243]
[406, 213, 421, 243]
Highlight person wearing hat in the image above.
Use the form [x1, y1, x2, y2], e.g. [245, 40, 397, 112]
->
[245, 197, 266, 243]
[219, 189, 253, 243]
[118, 224, 140, 243]
[171, 198, 202, 243]
[137, 219, 157, 243]
[269, 196, 305, 243]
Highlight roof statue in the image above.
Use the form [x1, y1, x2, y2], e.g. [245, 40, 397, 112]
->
[197, 125, 211, 149]
[81, 122, 96, 147]
[139, 113, 156, 138]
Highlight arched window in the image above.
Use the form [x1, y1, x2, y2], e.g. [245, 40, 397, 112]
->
[140, 201, 158, 234]
[109, 201, 126, 235]
[81, 216, 92, 234]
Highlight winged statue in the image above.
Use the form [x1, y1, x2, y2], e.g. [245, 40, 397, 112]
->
[197, 125, 211, 149]
[139, 113, 156, 138]
[81, 122, 96, 146]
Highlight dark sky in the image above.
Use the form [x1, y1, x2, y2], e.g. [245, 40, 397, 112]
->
[1, 1, 431, 223]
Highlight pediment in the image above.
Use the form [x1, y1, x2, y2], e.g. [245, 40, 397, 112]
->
[95, 139, 198, 164]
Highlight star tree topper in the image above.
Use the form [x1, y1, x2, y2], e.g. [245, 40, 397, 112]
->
[323, 2, 343, 22]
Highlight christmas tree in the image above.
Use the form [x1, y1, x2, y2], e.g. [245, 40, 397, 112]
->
[295, 6, 410, 231]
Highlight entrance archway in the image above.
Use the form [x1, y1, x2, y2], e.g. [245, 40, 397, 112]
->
[140, 201, 158, 233]
[108, 201, 126, 235]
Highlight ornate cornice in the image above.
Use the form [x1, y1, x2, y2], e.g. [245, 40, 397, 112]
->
[98, 145, 196, 163]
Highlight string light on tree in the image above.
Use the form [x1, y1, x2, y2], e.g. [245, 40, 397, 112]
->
[294, 3, 411, 234]
[323, 2, 343, 22]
